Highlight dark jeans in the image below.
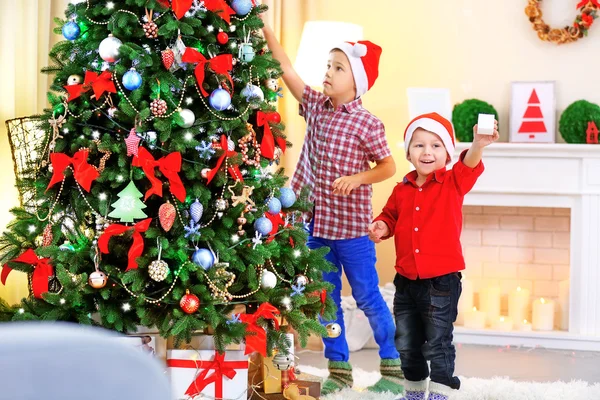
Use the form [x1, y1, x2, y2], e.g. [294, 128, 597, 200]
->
[393, 272, 462, 390]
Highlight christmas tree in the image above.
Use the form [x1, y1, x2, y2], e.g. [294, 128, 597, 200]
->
[0, 0, 335, 353]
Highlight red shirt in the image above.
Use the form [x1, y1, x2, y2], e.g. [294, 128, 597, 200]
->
[374, 150, 484, 279]
[291, 86, 392, 240]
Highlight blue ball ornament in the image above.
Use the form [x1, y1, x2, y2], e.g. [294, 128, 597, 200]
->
[254, 217, 273, 236]
[122, 69, 143, 91]
[192, 248, 214, 270]
[62, 21, 80, 41]
[209, 88, 231, 111]
[267, 197, 282, 215]
[231, 0, 253, 15]
[278, 188, 296, 208]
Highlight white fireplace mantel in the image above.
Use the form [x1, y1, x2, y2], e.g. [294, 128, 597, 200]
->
[452, 142, 600, 351]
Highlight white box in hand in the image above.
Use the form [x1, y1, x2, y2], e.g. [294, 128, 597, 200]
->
[477, 114, 495, 135]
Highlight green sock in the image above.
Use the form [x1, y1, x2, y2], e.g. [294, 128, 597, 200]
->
[322, 361, 353, 395]
[366, 358, 405, 394]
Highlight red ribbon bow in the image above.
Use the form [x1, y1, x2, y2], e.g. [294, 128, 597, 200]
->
[182, 48, 234, 97]
[132, 147, 186, 202]
[1, 249, 54, 299]
[64, 71, 116, 102]
[204, 0, 236, 23]
[46, 149, 100, 193]
[265, 212, 286, 244]
[206, 135, 244, 184]
[156, 0, 193, 19]
[577, 0, 600, 9]
[240, 302, 281, 357]
[167, 351, 248, 398]
[257, 111, 286, 159]
[98, 218, 152, 271]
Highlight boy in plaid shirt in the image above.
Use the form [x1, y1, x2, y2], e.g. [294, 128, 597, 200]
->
[262, 19, 402, 396]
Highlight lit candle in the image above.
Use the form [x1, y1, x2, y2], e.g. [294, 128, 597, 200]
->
[456, 278, 474, 326]
[520, 319, 532, 332]
[463, 306, 486, 330]
[508, 286, 530, 324]
[532, 297, 555, 331]
[559, 280, 569, 331]
[493, 316, 514, 331]
[480, 286, 501, 326]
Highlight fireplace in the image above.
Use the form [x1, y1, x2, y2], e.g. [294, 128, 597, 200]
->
[451, 142, 600, 351]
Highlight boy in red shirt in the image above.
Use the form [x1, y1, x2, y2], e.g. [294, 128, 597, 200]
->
[369, 113, 498, 400]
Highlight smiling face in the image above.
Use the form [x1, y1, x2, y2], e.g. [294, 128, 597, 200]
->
[407, 128, 449, 177]
[323, 49, 356, 100]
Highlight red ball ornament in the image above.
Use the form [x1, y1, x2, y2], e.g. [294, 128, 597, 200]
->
[271, 112, 281, 124]
[217, 31, 229, 45]
[180, 290, 200, 314]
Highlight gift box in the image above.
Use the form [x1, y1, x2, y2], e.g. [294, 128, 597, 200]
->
[262, 333, 295, 394]
[250, 381, 321, 399]
[167, 349, 248, 400]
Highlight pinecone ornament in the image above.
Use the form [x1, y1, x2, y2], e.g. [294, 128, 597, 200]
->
[143, 21, 158, 39]
[151, 99, 168, 116]
[161, 49, 175, 70]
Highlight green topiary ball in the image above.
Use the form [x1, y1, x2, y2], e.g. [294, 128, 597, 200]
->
[452, 99, 498, 142]
[559, 100, 600, 143]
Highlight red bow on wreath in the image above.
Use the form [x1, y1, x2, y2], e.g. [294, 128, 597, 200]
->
[64, 71, 116, 102]
[46, 149, 100, 193]
[181, 48, 234, 97]
[132, 147, 186, 202]
[257, 111, 287, 160]
[577, 0, 600, 9]
[240, 302, 281, 357]
[98, 218, 152, 271]
[1, 249, 54, 299]
[206, 135, 244, 184]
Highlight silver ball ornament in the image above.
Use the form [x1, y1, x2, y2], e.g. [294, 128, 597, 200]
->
[294, 275, 309, 287]
[88, 270, 108, 289]
[326, 322, 342, 338]
[67, 75, 83, 85]
[260, 270, 277, 289]
[265, 78, 279, 92]
[98, 34, 122, 62]
[177, 108, 195, 128]
[272, 352, 294, 371]
[215, 198, 228, 211]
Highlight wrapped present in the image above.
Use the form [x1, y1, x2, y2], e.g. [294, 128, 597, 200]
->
[167, 349, 248, 400]
[250, 381, 320, 400]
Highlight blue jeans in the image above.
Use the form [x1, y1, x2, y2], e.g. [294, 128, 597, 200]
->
[307, 228, 399, 362]
[393, 272, 462, 389]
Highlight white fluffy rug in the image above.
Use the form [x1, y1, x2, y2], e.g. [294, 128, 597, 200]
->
[298, 365, 600, 400]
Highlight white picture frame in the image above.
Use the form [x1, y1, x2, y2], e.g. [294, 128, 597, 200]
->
[509, 81, 556, 143]
[406, 87, 452, 121]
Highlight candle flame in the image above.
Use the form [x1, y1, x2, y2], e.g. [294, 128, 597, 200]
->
[541, 298, 546, 304]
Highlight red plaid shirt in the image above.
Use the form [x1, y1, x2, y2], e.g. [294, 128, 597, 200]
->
[291, 86, 392, 240]
[374, 150, 484, 279]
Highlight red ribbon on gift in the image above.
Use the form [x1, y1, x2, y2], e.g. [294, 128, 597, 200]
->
[132, 147, 186, 202]
[46, 149, 100, 193]
[240, 302, 281, 357]
[206, 135, 244, 184]
[1, 249, 53, 299]
[204, 0, 236, 23]
[98, 218, 152, 271]
[64, 71, 116, 102]
[156, 0, 193, 19]
[167, 351, 247, 398]
[182, 48, 234, 97]
[257, 111, 286, 160]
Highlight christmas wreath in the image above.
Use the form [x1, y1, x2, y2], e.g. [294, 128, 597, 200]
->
[525, 0, 599, 44]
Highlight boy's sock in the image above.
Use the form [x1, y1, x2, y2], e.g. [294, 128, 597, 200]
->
[366, 358, 404, 394]
[322, 361, 353, 395]
[394, 379, 427, 400]
[427, 382, 453, 400]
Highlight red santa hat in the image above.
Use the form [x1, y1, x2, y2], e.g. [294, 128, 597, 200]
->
[404, 112, 456, 163]
[332, 40, 382, 98]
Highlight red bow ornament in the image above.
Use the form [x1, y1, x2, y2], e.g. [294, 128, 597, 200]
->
[257, 111, 286, 159]
[204, 0, 236, 23]
[206, 135, 244, 184]
[577, 0, 600, 9]
[132, 147, 186, 202]
[46, 149, 100, 192]
[265, 212, 286, 244]
[64, 71, 116, 102]
[1, 249, 54, 299]
[98, 218, 152, 271]
[156, 0, 193, 19]
[240, 302, 281, 357]
[182, 48, 234, 97]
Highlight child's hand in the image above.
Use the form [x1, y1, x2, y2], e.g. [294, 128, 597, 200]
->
[333, 175, 362, 196]
[472, 119, 499, 148]
[368, 221, 389, 243]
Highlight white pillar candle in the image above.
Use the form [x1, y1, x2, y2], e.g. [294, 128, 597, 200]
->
[493, 316, 514, 331]
[456, 279, 474, 325]
[463, 307, 486, 330]
[532, 297, 555, 331]
[519, 319, 532, 332]
[559, 280, 570, 331]
[508, 286, 530, 324]
[479, 286, 501, 326]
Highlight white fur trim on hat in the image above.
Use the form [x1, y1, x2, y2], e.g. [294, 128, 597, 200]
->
[333, 42, 369, 99]
[404, 117, 455, 164]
